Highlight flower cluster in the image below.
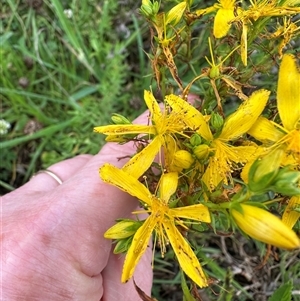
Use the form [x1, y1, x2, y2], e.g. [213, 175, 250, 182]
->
[95, 53, 300, 287]
[94, 0, 300, 294]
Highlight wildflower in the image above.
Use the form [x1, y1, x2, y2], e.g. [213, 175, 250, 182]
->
[100, 164, 211, 287]
[232, 1, 300, 64]
[94, 90, 190, 178]
[63, 9, 73, 19]
[194, 0, 236, 38]
[248, 54, 300, 165]
[231, 203, 300, 249]
[166, 89, 270, 190]
[0, 119, 11, 135]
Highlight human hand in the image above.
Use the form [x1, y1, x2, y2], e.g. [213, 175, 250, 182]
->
[2, 112, 153, 301]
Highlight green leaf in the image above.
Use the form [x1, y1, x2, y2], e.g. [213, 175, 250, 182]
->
[268, 281, 292, 301]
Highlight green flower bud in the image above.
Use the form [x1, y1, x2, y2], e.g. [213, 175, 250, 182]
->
[272, 168, 300, 196]
[193, 144, 210, 160]
[111, 113, 131, 125]
[248, 149, 284, 193]
[140, 0, 160, 18]
[190, 133, 202, 147]
[210, 112, 224, 130]
[114, 237, 133, 254]
[104, 219, 142, 239]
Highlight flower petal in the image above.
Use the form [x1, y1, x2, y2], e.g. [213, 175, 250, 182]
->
[122, 136, 162, 178]
[247, 116, 285, 144]
[282, 195, 300, 229]
[164, 221, 208, 287]
[220, 89, 270, 140]
[159, 172, 178, 203]
[94, 124, 156, 135]
[165, 94, 213, 141]
[277, 54, 300, 131]
[144, 90, 162, 125]
[122, 215, 155, 282]
[100, 163, 152, 206]
[213, 8, 235, 38]
[170, 204, 211, 223]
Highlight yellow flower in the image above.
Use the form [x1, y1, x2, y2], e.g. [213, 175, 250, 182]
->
[238, 0, 300, 22]
[282, 196, 300, 229]
[248, 54, 300, 165]
[166, 89, 270, 190]
[94, 90, 190, 178]
[194, 0, 236, 38]
[213, 0, 236, 38]
[100, 164, 211, 287]
[231, 204, 300, 249]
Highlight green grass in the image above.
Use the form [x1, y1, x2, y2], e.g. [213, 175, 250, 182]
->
[1, 0, 149, 192]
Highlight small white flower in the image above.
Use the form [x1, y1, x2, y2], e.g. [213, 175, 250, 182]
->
[0, 119, 11, 135]
[64, 9, 73, 19]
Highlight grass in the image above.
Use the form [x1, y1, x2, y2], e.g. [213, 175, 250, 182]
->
[1, 0, 149, 192]
[1, 1, 300, 300]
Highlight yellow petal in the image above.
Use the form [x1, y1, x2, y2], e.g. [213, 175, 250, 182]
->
[170, 204, 211, 223]
[277, 54, 300, 131]
[213, 8, 235, 38]
[282, 196, 300, 229]
[159, 172, 178, 203]
[122, 215, 155, 282]
[240, 22, 248, 66]
[247, 116, 285, 144]
[165, 94, 213, 141]
[232, 204, 300, 250]
[122, 136, 162, 178]
[100, 163, 152, 206]
[94, 124, 156, 135]
[144, 90, 162, 125]
[220, 89, 270, 140]
[163, 221, 208, 287]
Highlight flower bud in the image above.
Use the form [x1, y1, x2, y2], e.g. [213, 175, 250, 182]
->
[193, 144, 210, 160]
[231, 204, 300, 250]
[111, 113, 131, 125]
[190, 133, 202, 147]
[272, 167, 300, 196]
[104, 219, 142, 239]
[172, 150, 194, 169]
[140, 0, 160, 19]
[248, 149, 284, 193]
[210, 112, 224, 130]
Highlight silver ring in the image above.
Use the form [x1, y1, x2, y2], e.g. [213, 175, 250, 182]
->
[34, 169, 63, 185]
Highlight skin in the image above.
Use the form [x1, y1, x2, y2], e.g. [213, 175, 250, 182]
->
[1, 111, 153, 301]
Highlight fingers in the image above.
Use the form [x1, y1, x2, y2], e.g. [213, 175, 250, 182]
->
[101, 239, 153, 301]
[26, 154, 92, 192]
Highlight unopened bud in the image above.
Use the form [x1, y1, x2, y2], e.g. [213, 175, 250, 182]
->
[248, 149, 284, 193]
[193, 144, 210, 160]
[173, 150, 194, 169]
[210, 112, 224, 130]
[104, 219, 142, 239]
[231, 204, 300, 250]
[111, 113, 131, 125]
[190, 133, 202, 147]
